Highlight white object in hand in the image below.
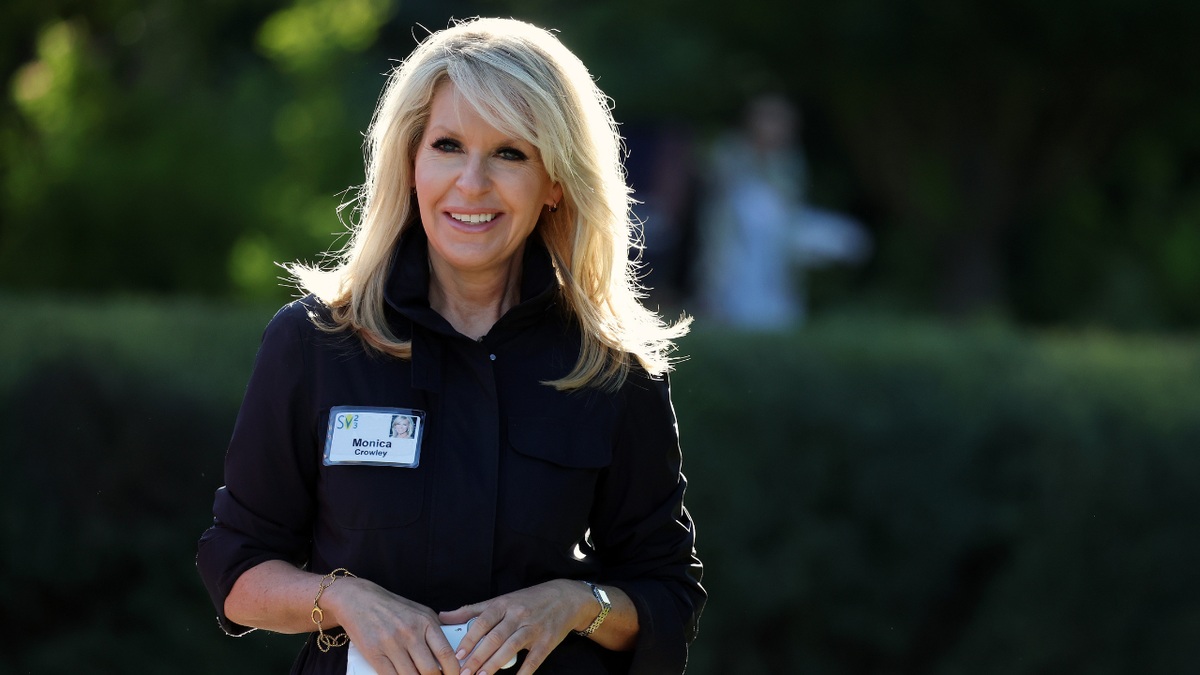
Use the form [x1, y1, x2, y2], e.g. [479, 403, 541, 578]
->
[345, 619, 518, 674]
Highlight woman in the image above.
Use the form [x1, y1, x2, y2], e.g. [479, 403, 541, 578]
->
[390, 414, 413, 439]
[197, 18, 703, 675]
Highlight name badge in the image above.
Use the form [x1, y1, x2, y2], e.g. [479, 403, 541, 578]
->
[323, 406, 425, 468]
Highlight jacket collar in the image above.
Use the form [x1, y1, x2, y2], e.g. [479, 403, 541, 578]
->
[384, 224, 561, 340]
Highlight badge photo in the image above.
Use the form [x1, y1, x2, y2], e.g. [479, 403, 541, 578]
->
[323, 406, 426, 468]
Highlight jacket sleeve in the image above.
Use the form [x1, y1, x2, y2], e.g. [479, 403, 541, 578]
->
[196, 302, 320, 636]
[590, 371, 706, 674]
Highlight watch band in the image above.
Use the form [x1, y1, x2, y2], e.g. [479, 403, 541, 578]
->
[574, 581, 611, 637]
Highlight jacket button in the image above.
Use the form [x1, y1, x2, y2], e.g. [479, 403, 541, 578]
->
[489, 354, 496, 361]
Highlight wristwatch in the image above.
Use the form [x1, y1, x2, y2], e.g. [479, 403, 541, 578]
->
[574, 581, 611, 637]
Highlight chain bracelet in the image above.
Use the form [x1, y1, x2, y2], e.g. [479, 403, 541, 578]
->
[312, 568, 357, 653]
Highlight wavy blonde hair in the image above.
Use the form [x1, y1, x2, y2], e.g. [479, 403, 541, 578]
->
[290, 17, 689, 391]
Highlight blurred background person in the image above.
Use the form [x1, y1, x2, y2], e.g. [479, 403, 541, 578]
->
[697, 94, 870, 328]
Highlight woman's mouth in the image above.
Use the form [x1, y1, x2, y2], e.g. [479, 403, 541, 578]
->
[448, 212, 498, 224]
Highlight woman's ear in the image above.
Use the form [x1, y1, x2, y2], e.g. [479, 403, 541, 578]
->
[548, 182, 563, 208]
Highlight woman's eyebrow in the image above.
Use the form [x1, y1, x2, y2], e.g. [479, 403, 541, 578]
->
[426, 125, 528, 148]
[425, 125, 461, 138]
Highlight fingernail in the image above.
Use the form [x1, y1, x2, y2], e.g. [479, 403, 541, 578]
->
[459, 669, 470, 675]
[456, 649, 467, 660]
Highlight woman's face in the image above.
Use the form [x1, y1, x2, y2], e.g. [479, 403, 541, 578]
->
[414, 82, 561, 278]
[393, 416, 410, 436]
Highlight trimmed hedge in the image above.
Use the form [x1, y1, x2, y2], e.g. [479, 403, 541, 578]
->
[676, 320, 1200, 674]
[0, 297, 304, 673]
[2, 298, 1198, 674]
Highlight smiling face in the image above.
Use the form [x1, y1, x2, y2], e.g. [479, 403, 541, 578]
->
[413, 81, 561, 279]
[392, 415, 411, 438]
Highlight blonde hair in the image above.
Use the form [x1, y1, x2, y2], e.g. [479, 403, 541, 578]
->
[290, 17, 689, 391]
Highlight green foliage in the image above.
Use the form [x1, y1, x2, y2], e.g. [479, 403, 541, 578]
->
[0, 0, 375, 301]
[4, 0, 1200, 325]
[257, 0, 396, 74]
[2, 297, 1198, 673]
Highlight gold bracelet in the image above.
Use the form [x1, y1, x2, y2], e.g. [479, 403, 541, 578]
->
[312, 568, 357, 653]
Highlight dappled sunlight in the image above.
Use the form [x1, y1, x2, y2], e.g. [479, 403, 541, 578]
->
[272, 94, 348, 152]
[10, 20, 101, 162]
[228, 232, 284, 299]
[257, 0, 396, 73]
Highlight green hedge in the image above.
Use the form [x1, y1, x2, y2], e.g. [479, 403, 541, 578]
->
[0, 297, 304, 673]
[2, 297, 1198, 674]
[676, 320, 1200, 674]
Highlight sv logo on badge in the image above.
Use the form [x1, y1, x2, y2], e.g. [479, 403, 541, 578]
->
[336, 413, 359, 430]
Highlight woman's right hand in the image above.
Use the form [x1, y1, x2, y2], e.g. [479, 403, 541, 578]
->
[323, 578, 462, 675]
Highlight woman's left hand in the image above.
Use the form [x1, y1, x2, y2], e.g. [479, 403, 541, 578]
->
[437, 579, 596, 675]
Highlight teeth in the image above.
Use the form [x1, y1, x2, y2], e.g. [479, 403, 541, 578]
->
[449, 213, 496, 224]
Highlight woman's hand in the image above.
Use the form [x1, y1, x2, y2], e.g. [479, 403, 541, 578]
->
[437, 579, 598, 675]
[322, 577, 462, 675]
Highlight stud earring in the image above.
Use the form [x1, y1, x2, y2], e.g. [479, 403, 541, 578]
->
[549, 202, 558, 212]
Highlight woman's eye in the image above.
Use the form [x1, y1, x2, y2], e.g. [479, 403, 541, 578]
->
[432, 138, 460, 152]
[497, 147, 527, 161]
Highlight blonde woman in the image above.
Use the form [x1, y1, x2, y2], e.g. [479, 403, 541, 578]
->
[197, 18, 704, 675]
[390, 414, 413, 439]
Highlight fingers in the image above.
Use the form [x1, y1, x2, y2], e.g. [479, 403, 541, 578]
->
[460, 619, 514, 674]
[361, 638, 431, 675]
[345, 605, 449, 675]
[448, 582, 582, 675]
[474, 626, 530, 675]
[390, 617, 448, 675]
[452, 603, 504, 661]
[425, 623, 463, 675]
[406, 642, 444, 675]
[361, 650, 409, 675]
[394, 653, 421, 675]
[513, 643, 550, 675]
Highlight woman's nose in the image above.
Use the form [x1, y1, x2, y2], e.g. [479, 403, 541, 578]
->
[455, 154, 492, 196]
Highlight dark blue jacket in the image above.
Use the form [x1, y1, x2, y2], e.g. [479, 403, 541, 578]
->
[196, 227, 705, 674]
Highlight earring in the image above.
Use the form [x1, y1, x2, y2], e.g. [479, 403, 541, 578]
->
[549, 202, 558, 212]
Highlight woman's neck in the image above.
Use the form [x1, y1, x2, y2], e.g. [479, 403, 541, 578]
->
[427, 248, 525, 341]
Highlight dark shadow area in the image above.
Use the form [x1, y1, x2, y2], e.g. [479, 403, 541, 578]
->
[0, 360, 304, 673]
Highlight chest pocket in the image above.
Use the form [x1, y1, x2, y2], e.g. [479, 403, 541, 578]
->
[505, 416, 611, 545]
[323, 463, 426, 530]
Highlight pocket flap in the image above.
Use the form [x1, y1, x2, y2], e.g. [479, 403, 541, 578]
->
[508, 416, 611, 469]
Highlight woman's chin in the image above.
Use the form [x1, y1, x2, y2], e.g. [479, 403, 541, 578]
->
[428, 234, 526, 275]
[432, 245, 522, 276]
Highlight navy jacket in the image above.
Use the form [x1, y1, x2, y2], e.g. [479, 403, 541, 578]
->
[196, 227, 705, 674]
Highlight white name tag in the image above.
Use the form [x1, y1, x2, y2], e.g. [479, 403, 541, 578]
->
[323, 406, 425, 468]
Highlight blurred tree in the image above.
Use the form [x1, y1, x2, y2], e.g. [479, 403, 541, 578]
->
[3, 0, 1200, 327]
[235, 0, 397, 298]
[498, 0, 1200, 327]
[0, 0, 391, 300]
